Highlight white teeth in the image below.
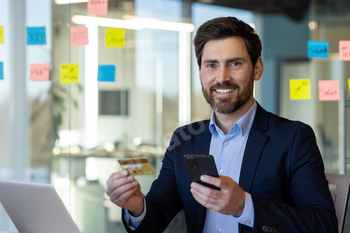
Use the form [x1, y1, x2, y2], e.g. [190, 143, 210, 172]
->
[215, 89, 235, 93]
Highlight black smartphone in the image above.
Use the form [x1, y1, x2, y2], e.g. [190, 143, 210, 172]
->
[183, 154, 220, 190]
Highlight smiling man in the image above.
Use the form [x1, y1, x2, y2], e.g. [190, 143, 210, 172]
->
[199, 36, 262, 133]
[106, 17, 338, 233]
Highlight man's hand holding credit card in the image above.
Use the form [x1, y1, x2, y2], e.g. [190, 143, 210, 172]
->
[106, 157, 155, 216]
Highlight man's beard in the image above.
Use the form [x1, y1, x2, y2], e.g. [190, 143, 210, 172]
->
[202, 74, 254, 114]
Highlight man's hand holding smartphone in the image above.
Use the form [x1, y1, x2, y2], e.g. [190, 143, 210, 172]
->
[184, 154, 246, 217]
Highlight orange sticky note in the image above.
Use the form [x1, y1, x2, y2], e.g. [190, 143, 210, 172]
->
[87, 0, 108, 15]
[70, 27, 89, 46]
[30, 63, 50, 81]
[319, 80, 340, 101]
[339, 41, 350, 61]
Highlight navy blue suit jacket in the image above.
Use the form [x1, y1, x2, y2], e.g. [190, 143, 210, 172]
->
[123, 103, 338, 233]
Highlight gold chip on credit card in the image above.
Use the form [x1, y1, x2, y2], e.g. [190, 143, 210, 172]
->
[118, 157, 155, 176]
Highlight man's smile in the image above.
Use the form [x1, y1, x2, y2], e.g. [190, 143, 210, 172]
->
[214, 88, 236, 94]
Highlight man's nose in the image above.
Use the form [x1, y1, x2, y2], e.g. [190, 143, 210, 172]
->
[216, 66, 231, 84]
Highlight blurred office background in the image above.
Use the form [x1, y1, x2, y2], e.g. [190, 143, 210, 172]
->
[0, 0, 350, 232]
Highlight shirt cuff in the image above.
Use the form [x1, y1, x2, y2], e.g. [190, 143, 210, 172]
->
[124, 196, 146, 230]
[234, 192, 254, 228]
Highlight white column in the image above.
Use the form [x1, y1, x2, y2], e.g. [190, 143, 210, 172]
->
[9, 0, 29, 180]
[178, 31, 191, 126]
[83, 24, 98, 148]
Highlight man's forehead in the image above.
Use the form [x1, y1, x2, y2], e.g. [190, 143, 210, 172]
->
[201, 37, 249, 61]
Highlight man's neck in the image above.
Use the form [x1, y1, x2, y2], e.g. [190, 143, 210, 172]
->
[214, 97, 255, 134]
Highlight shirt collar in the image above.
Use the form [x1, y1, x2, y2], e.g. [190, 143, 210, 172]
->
[209, 101, 257, 137]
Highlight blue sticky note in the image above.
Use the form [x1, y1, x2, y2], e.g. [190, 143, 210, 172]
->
[0, 62, 3, 80]
[308, 41, 328, 58]
[27, 27, 46, 45]
[98, 65, 116, 82]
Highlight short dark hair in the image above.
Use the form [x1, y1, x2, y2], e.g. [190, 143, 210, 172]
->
[193, 17, 262, 68]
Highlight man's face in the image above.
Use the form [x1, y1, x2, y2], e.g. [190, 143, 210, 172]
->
[199, 37, 261, 114]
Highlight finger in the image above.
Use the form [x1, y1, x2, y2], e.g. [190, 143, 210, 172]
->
[109, 179, 139, 201]
[190, 182, 220, 200]
[193, 193, 221, 212]
[107, 170, 130, 184]
[199, 175, 223, 188]
[191, 190, 209, 208]
[201, 175, 235, 190]
[191, 186, 221, 211]
[106, 171, 127, 189]
[191, 185, 213, 203]
[112, 185, 139, 206]
[106, 175, 136, 196]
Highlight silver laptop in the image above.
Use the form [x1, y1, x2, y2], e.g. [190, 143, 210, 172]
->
[0, 179, 81, 233]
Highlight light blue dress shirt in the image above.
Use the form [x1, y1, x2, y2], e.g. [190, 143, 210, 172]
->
[125, 101, 257, 232]
[202, 101, 257, 233]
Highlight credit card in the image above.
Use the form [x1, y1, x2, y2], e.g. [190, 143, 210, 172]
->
[118, 157, 155, 176]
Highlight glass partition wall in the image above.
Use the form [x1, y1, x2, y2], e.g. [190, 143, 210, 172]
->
[51, 1, 189, 232]
[278, 0, 350, 176]
[0, 0, 200, 232]
[277, 1, 350, 229]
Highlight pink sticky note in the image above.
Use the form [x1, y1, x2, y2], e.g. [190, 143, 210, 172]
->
[30, 63, 50, 81]
[339, 41, 350, 61]
[319, 80, 340, 101]
[87, 0, 108, 15]
[70, 27, 89, 47]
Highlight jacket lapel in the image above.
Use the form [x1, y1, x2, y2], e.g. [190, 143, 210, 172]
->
[193, 120, 211, 155]
[239, 103, 269, 192]
[193, 121, 211, 233]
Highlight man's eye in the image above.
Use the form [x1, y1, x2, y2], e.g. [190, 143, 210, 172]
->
[230, 62, 239, 67]
[207, 64, 215, 68]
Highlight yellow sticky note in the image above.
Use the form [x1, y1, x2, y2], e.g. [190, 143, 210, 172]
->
[105, 29, 125, 48]
[0, 26, 4, 44]
[290, 79, 311, 100]
[348, 79, 350, 96]
[60, 64, 79, 83]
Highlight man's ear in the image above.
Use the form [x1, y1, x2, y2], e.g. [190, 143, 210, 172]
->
[254, 57, 264, 81]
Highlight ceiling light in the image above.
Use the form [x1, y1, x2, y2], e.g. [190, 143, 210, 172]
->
[198, 0, 215, 3]
[72, 15, 195, 32]
[55, 0, 88, 4]
[72, 15, 142, 30]
[133, 138, 142, 146]
[309, 21, 318, 30]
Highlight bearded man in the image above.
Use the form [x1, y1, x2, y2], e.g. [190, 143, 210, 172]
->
[106, 17, 337, 233]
